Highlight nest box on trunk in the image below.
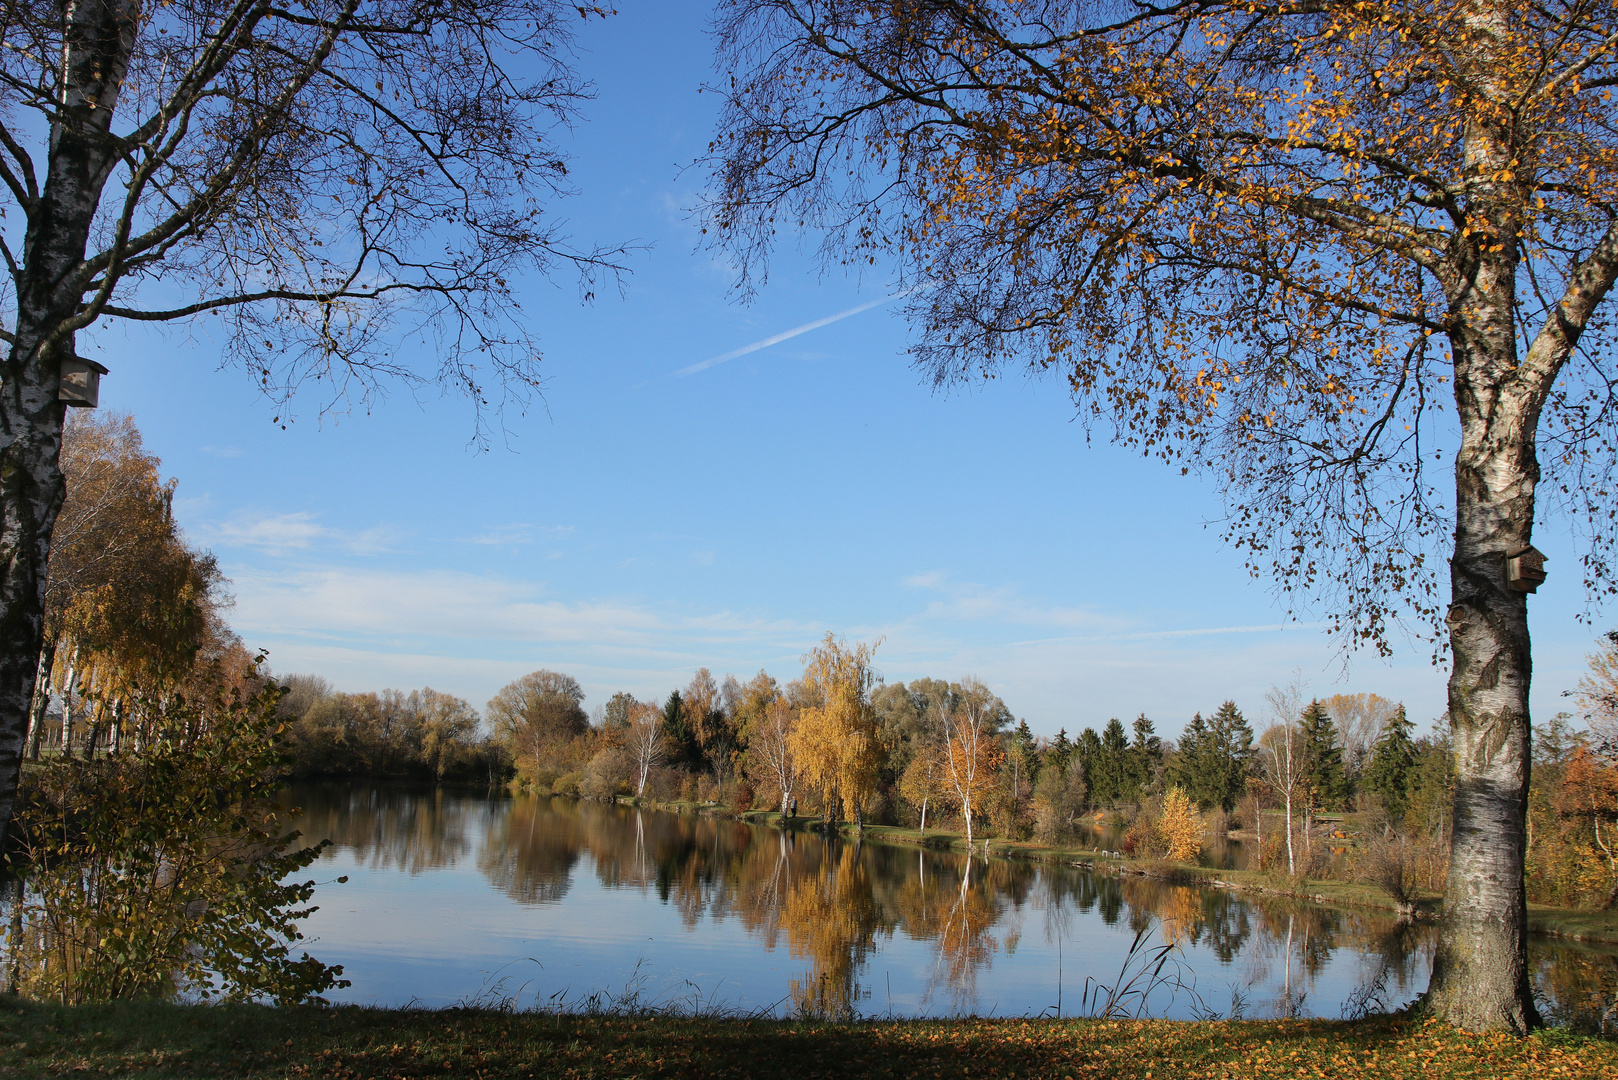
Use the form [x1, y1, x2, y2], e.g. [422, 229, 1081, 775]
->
[1506, 546, 1548, 594]
[58, 355, 107, 408]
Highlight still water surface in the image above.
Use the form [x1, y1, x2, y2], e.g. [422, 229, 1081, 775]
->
[289, 784, 1618, 1027]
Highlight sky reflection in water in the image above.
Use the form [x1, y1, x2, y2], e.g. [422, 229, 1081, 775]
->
[287, 785, 1614, 1026]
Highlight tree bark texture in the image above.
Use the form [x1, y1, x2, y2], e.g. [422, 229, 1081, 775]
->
[25, 640, 53, 760]
[0, 0, 140, 841]
[1427, 44, 1541, 1024]
[1428, 323, 1543, 1032]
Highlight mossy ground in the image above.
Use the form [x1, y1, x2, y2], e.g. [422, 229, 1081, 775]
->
[0, 1000, 1613, 1079]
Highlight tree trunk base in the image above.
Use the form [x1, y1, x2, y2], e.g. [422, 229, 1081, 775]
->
[1425, 913, 1541, 1033]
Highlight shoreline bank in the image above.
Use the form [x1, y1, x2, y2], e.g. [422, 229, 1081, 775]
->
[609, 795, 1618, 945]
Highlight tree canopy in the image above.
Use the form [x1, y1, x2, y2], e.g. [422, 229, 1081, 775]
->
[702, 0, 1618, 1029]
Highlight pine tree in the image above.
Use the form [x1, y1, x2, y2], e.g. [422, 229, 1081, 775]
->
[1363, 705, 1417, 821]
[1094, 718, 1130, 807]
[663, 690, 699, 769]
[1007, 718, 1039, 797]
[1128, 714, 1163, 801]
[1013, 719, 1039, 769]
[1299, 700, 1349, 812]
[1169, 712, 1210, 807]
[1046, 728, 1073, 779]
[1077, 728, 1103, 811]
[1206, 701, 1255, 813]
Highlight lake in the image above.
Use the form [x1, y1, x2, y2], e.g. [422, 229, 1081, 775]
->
[287, 784, 1618, 1029]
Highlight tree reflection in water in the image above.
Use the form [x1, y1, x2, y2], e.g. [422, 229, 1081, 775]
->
[288, 787, 1618, 1028]
[289, 785, 485, 876]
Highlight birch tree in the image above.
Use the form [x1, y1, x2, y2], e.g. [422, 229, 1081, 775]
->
[898, 739, 947, 835]
[1262, 678, 1309, 876]
[28, 411, 224, 758]
[704, 0, 1617, 1030]
[746, 696, 799, 814]
[626, 702, 664, 799]
[0, 0, 626, 839]
[940, 678, 1003, 848]
[1259, 720, 1305, 878]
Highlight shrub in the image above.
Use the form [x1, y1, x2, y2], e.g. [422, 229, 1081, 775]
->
[1355, 831, 1419, 916]
[1155, 786, 1204, 862]
[7, 681, 347, 1004]
[524, 763, 562, 794]
[580, 748, 632, 799]
[1032, 761, 1085, 844]
[552, 771, 584, 797]
[1123, 806, 1166, 858]
[644, 765, 681, 801]
[987, 788, 1031, 840]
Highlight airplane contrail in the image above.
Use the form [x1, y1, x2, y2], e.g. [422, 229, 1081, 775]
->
[674, 290, 910, 377]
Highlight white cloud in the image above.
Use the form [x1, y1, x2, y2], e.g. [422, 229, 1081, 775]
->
[200, 511, 397, 556]
[231, 565, 822, 709]
[211, 512, 327, 552]
[899, 571, 1121, 632]
[222, 564, 1469, 740]
[461, 524, 534, 546]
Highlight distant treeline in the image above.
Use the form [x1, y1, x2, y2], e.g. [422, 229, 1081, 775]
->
[276, 647, 1445, 839]
[278, 676, 509, 784]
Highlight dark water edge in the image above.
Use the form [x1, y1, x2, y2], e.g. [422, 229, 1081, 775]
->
[277, 783, 1618, 1032]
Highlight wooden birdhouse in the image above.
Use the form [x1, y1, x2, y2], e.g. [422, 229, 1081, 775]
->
[58, 355, 107, 408]
[1505, 546, 1548, 593]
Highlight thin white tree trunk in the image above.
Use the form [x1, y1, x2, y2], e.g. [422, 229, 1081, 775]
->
[1284, 788, 1295, 877]
[1254, 796, 1263, 871]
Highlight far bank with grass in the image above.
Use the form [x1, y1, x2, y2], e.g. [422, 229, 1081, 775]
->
[725, 807, 1618, 945]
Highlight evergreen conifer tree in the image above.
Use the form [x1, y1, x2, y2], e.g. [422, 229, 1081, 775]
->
[1363, 705, 1418, 821]
[1169, 712, 1210, 806]
[1128, 714, 1162, 801]
[1077, 728, 1103, 811]
[1207, 701, 1255, 812]
[1013, 719, 1038, 765]
[1095, 718, 1130, 807]
[662, 690, 699, 770]
[1046, 728, 1073, 778]
[1299, 700, 1349, 812]
[1006, 718, 1040, 796]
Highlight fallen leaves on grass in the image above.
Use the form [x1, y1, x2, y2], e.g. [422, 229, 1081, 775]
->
[0, 1004, 1614, 1079]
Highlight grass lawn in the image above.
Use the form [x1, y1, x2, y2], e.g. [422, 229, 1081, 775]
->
[0, 1000, 1613, 1079]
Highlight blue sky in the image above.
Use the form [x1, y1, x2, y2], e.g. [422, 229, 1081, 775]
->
[83, 2, 1605, 739]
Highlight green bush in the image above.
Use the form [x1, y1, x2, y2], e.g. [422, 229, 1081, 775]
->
[6, 680, 347, 1004]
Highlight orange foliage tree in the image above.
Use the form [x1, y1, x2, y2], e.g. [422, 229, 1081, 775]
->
[1553, 747, 1618, 897]
[32, 413, 226, 759]
[1157, 787, 1206, 864]
[790, 634, 883, 825]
